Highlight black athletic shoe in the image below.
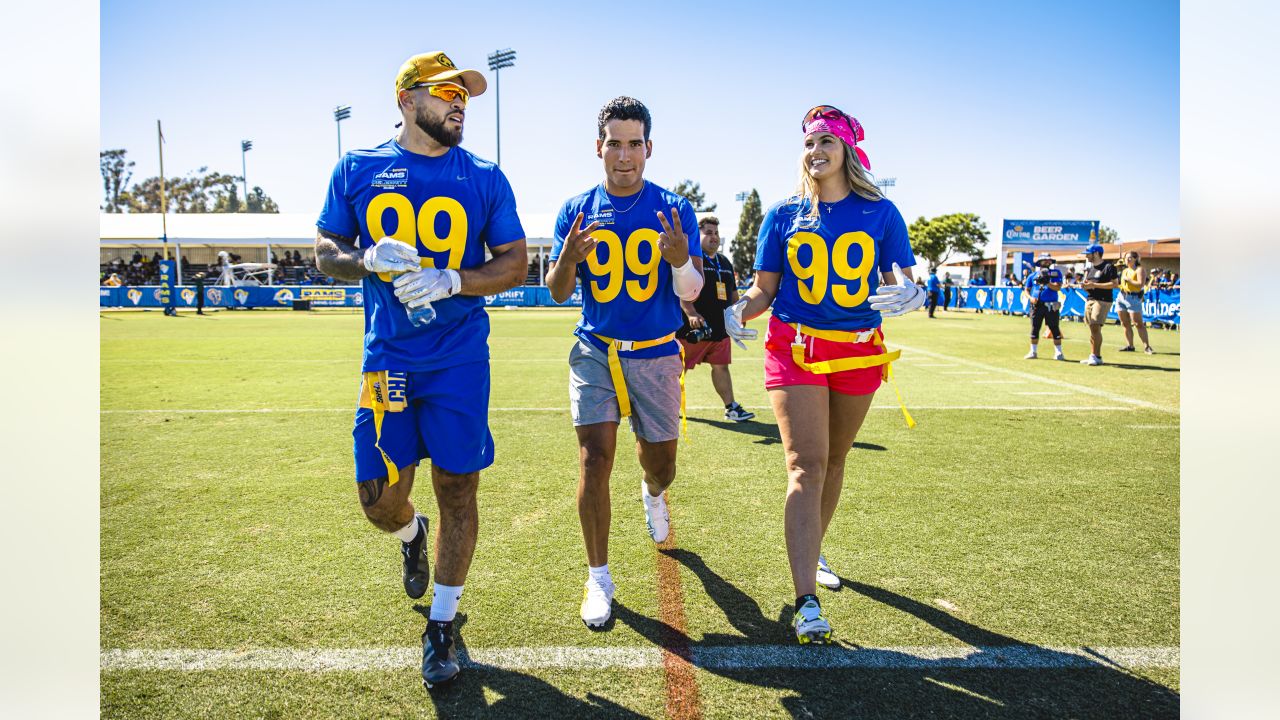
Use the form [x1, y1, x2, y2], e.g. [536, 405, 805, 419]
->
[421, 619, 460, 689]
[401, 514, 430, 599]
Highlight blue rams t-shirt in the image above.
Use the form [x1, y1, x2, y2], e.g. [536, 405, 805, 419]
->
[551, 181, 702, 359]
[317, 140, 524, 372]
[755, 193, 915, 330]
[1024, 267, 1064, 303]
[927, 274, 942, 294]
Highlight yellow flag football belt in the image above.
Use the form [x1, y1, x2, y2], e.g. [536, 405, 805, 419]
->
[591, 332, 688, 439]
[359, 371, 408, 485]
[789, 323, 916, 429]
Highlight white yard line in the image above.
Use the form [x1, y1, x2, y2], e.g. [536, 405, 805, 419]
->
[915, 363, 958, 368]
[973, 381, 1026, 385]
[1127, 424, 1179, 430]
[100, 645, 1179, 672]
[939, 371, 988, 376]
[1014, 392, 1072, 396]
[891, 343, 1176, 413]
[100, 405, 1139, 415]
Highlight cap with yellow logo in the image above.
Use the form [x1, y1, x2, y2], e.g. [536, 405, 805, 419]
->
[395, 51, 487, 100]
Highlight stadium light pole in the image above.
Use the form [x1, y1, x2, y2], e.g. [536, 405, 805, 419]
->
[240, 140, 253, 210]
[487, 48, 516, 166]
[334, 105, 351, 158]
[875, 177, 896, 196]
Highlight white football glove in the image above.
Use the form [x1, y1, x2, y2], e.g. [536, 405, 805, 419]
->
[363, 238, 421, 274]
[393, 267, 462, 308]
[868, 263, 926, 317]
[723, 298, 758, 350]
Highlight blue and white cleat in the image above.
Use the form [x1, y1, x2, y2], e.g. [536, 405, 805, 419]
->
[793, 595, 833, 645]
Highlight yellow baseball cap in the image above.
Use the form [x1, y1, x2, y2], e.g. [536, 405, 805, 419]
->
[395, 51, 487, 100]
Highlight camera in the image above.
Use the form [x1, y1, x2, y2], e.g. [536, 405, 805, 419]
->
[1035, 270, 1052, 286]
[688, 326, 714, 342]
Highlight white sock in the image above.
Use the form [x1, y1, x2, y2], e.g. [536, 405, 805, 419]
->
[643, 481, 663, 500]
[1054, 344, 1063, 353]
[429, 583, 463, 622]
[1028, 344, 1037, 354]
[392, 515, 420, 543]
[589, 564, 612, 585]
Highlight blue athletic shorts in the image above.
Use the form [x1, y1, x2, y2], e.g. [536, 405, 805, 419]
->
[352, 362, 494, 482]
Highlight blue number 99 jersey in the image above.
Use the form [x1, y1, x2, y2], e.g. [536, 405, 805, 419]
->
[551, 181, 701, 359]
[317, 139, 525, 372]
[755, 193, 915, 331]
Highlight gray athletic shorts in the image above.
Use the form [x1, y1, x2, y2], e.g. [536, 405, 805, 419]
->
[568, 338, 683, 442]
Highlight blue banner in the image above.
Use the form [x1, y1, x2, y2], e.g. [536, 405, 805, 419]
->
[1002, 219, 1099, 250]
[157, 260, 176, 311]
[960, 287, 1180, 325]
[101, 285, 586, 309]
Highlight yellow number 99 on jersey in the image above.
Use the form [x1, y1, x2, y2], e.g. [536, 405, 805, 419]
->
[365, 193, 468, 281]
[585, 229, 661, 303]
[787, 231, 876, 307]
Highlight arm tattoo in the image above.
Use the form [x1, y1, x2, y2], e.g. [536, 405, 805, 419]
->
[315, 228, 370, 282]
[358, 476, 389, 508]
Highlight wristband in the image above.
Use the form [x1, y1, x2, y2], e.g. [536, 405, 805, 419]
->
[671, 258, 704, 300]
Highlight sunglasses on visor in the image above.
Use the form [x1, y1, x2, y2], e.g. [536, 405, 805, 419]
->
[802, 104, 865, 143]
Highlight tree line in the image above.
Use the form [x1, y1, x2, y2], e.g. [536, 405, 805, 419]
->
[100, 148, 279, 214]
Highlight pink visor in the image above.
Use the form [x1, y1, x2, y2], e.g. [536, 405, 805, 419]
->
[803, 106, 871, 171]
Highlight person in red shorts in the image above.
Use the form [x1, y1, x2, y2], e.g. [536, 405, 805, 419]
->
[724, 104, 923, 644]
[678, 216, 755, 422]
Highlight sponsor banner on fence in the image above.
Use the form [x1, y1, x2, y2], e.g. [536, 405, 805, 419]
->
[959, 287, 1180, 324]
[101, 285, 581, 309]
[1002, 219, 1099, 250]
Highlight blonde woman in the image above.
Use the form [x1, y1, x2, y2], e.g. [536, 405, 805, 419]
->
[1117, 251, 1154, 354]
[724, 105, 923, 644]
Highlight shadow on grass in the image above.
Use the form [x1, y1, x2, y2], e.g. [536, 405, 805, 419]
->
[1101, 362, 1179, 372]
[687, 415, 781, 445]
[411, 612, 647, 718]
[645, 549, 1179, 719]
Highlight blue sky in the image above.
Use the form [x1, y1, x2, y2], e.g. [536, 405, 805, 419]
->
[101, 0, 1178, 249]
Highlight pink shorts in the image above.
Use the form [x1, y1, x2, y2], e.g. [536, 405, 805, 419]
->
[679, 337, 732, 369]
[763, 316, 885, 396]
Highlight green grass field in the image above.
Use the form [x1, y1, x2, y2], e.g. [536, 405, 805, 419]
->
[100, 306, 1180, 718]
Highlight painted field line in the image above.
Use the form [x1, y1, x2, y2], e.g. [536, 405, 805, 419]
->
[1127, 424, 1179, 430]
[100, 405, 1139, 415]
[1014, 392, 1071, 396]
[915, 363, 958, 368]
[973, 380, 1026, 385]
[940, 371, 987, 376]
[101, 645, 1179, 672]
[891, 343, 1176, 413]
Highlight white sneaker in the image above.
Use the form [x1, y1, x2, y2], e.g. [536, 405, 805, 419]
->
[816, 555, 841, 590]
[580, 576, 615, 628]
[1054, 351, 1065, 361]
[642, 480, 670, 543]
[792, 598, 833, 644]
[1024, 351, 1037, 359]
[1080, 355, 1103, 366]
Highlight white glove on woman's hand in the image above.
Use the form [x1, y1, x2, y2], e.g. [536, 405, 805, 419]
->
[868, 263, 926, 317]
[723, 298, 758, 350]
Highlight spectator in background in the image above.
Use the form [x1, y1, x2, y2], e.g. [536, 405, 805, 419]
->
[193, 272, 207, 315]
[942, 272, 953, 312]
[1079, 244, 1119, 366]
[1023, 253, 1065, 360]
[1116, 251, 1154, 355]
[968, 273, 985, 313]
[926, 268, 941, 318]
[678, 216, 754, 423]
[103, 272, 123, 287]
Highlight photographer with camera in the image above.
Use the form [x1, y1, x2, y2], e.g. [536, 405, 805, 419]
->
[1023, 253, 1065, 360]
[679, 216, 754, 422]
